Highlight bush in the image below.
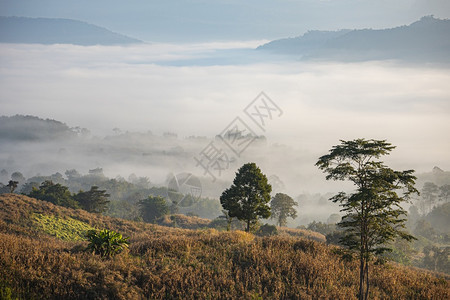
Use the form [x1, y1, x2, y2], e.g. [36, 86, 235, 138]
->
[256, 224, 278, 237]
[86, 229, 129, 258]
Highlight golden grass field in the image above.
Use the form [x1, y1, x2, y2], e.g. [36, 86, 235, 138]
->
[0, 194, 448, 299]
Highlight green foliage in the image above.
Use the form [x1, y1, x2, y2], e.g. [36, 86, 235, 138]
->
[414, 219, 439, 241]
[85, 229, 129, 258]
[1, 193, 449, 299]
[326, 231, 344, 246]
[306, 221, 344, 246]
[418, 182, 439, 214]
[28, 180, 79, 208]
[220, 163, 272, 232]
[425, 201, 450, 236]
[381, 237, 416, 265]
[106, 199, 142, 221]
[256, 224, 278, 236]
[10, 172, 25, 183]
[138, 195, 169, 223]
[307, 221, 337, 236]
[209, 211, 245, 231]
[316, 138, 418, 300]
[327, 213, 341, 224]
[18, 181, 39, 194]
[439, 184, 450, 202]
[270, 192, 297, 227]
[6, 181, 18, 193]
[421, 245, 450, 274]
[32, 213, 95, 241]
[73, 186, 110, 213]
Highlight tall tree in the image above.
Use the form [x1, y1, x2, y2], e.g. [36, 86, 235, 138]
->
[220, 162, 272, 232]
[73, 186, 110, 214]
[138, 196, 169, 223]
[316, 139, 418, 300]
[270, 193, 298, 227]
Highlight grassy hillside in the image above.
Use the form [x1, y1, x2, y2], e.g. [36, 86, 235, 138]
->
[0, 194, 448, 299]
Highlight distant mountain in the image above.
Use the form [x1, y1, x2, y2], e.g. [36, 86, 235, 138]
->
[0, 115, 77, 141]
[257, 30, 351, 55]
[257, 16, 450, 63]
[0, 16, 143, 45]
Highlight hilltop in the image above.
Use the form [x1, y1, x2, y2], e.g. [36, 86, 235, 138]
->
[0, 193, 448, 299]
[257, 16, 450, 63]
[0, 16, 142, 46]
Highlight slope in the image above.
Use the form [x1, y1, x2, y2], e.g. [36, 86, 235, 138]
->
[0, 16, 143, 45]
[257, 16, 450, 63]
[0, 194, 448, 299]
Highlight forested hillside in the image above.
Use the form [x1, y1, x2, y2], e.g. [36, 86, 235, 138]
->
[0, 194, 448, 299]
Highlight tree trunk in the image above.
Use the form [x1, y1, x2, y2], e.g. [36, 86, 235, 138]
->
[246, 219, 250, 232]
[359, 256, 365, 300]
[364, 260, 369, 300]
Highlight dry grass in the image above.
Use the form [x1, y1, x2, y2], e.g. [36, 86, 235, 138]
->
[0, 194, 449, 299]
[157, 214, 212, 229]
[278, 226, 326, 242]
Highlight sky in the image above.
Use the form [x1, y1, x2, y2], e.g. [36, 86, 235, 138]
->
[0, 0, 449, 193]
[0, 0, 450, 41]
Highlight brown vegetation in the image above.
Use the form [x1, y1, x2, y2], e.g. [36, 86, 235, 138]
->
[0, 194, 449, 299]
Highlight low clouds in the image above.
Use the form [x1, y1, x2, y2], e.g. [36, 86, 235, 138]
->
[0, 43, 449, 192]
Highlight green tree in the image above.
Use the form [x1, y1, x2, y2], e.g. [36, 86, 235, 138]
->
[28, 180, 79, 208]
[422, 245, 450, 273]
[74, 186, 110, 214]
[327, 213, 342, 224]
[425, 202, 450, 234]
[222, 209, 233, 231]
[256, 224, 278, 236]
[270, 193, 298, 227]
[439, 184, 450, 203]
[6, 180, 18, 193]
[316, 139, 418, 300]
[19, 181, 39, 194]
[11, 171, 25, 183]
[86, 229, 129, 258]
[419, 182, 439, 215]
[220, 162, 272, 232]
[138, 195, 169, 223]
[65, 169, 81, 181]
[414, 219, 438, 241]
[307, 221, 337, 236]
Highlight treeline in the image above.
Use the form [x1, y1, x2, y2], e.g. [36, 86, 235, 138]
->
[28, 180, 110, 213]
[0, 168, 223, 221]
[300, 182, 450, 275]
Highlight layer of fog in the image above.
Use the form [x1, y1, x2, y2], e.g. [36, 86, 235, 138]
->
[0, 43, 449, 207]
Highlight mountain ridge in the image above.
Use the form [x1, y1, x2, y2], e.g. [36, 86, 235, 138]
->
[257, 16, 450, 63]
[0, 16, 143, 46]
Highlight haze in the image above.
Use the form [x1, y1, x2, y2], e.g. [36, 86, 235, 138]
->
[1, 0, 450, 41]
[0, 0, 449, 199]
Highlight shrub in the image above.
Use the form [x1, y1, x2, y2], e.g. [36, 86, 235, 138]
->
[86, 229, 129, 258]
[256, 224, 278, 237]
